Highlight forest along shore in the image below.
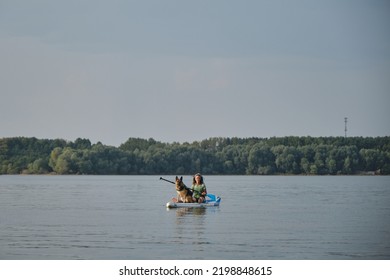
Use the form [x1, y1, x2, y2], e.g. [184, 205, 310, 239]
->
[1, 136, 389, 175]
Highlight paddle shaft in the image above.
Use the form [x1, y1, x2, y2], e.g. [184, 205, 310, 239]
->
[159, 177, 175, 184]
[160, 176, 211, 197]
[160, 177, 195, 191]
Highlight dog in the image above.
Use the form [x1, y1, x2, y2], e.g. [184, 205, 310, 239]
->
[175, 176, 194, 203]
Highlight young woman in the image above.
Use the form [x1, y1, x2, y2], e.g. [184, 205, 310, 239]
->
[191, 173, 207, 203]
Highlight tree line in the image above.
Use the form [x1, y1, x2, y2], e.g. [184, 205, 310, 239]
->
[0, 136, 389, 175]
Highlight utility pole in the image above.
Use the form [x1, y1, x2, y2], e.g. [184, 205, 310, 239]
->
[344, 117, 348, 137]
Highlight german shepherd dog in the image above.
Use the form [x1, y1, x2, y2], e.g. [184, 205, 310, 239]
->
[175, 176, 194, 203]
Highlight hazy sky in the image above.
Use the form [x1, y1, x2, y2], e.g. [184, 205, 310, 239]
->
[1, 0, 389, 146]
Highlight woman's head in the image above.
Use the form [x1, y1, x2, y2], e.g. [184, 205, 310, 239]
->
[193, 173, 204, 184]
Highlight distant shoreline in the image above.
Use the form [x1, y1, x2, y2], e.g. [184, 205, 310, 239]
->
[1, 136, 389, 175]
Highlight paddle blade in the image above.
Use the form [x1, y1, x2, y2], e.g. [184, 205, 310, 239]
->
[206, 193, 216, 201]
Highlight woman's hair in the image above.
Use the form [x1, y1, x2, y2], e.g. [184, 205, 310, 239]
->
[192, 173, 204, 184]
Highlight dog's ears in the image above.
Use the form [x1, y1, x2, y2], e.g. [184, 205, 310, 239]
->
[175, 176, 183, 181]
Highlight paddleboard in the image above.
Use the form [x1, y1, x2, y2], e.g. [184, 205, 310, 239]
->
[166, 196, 221, 208]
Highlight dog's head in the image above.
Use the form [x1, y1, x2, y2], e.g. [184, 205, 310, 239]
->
[175, 176, 185, 191]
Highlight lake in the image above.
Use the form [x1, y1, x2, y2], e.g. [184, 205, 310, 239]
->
[0, 175, 389, 260]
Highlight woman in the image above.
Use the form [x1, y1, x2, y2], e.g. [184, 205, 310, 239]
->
[191, 173, 207, 203]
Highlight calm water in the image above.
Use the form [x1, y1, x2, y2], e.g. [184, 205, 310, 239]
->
[0, 175, 389, 260]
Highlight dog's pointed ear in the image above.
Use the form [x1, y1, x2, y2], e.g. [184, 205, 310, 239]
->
[180, 176, 183, 181]
[175, 176, 178, 180]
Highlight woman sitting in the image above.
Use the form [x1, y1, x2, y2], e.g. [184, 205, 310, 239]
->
[191, 173, 207, 203]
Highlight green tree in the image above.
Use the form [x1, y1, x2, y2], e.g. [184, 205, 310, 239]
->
[359, 149, 384, 171]
[27, 158, 49, 174]
[248, 143, 275, 174]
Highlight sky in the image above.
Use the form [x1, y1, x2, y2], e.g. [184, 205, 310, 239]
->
[1, 0, 389, 146]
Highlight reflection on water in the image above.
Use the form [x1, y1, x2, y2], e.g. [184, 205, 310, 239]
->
[171, 207, 207, 217]
[168, 207, 208, 252]
[165, 207, 224, 255]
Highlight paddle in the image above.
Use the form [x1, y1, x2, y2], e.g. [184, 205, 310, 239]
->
[159, 177, 175, 184]
[159, 177, 217, 201]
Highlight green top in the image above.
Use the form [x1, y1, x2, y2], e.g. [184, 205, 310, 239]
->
[191, 183, 207, 199]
